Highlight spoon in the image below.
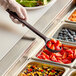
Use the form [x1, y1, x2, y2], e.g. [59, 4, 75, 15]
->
[6, 9, 61, 53]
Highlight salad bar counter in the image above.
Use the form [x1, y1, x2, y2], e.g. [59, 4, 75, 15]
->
[2, 0, 76, 76]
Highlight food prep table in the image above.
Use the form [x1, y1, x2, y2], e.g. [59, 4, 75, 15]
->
[1, 0, 76, 76]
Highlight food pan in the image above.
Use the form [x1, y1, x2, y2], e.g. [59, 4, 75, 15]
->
[14, 59, 69, 76]
[73, 63, 76, 68]
[67, 69, 76, 76]
[53, 23, 76, 43]
[65, 7, 76, 23]
[32, 40, 76, 67]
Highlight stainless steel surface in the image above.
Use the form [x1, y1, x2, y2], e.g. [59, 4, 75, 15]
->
[65, 7, 76, 23]
[32, 41, 76, 67]
[5, 57, 28, 76]
[1, 0, 75, 76]
[67, 69, 76, 76]
[1, 37, 36, 76]
[14, 59, 70, 76]
[53, 23, 76, 44]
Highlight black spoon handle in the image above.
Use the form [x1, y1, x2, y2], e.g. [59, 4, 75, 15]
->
[6, 9, 48, 42]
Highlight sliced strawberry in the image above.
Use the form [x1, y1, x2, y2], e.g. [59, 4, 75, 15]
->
[46, 41, 52, 48]
[50, 54, 57, 62]
[55, 40, 62, 47]
[50, 44, 55, 50]
[41, 52, 49, 59]
[43, 49, 51, 55]
[55, 46, 61, 51]
[62, 52, 67, 59]
[62, 59, 71, 64]
[67, 57, 72, 61]
[60, 49, 65, 55]
[37, 55, 42, 59]
[65, 49, 73, 54]
[54, 52, 62, 57]
[56, 57, 62, 60]
[68, 54, 74, 59]
[73, 49, 76, 58]
[40, 55, 46, 59]
[57, 60, 64, 64]
[51, 39, 56, 44]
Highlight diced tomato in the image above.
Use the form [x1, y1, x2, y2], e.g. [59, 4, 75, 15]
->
[50, 44, 55, 50]
[51, 70, 55, 73]
[62, 52, 67, 59]
[62, 59, 71, 64]
[40, 70, 44, 72]
[65, 49, 73, 54]
[51, 39, 56, 44]
[28, 68, 32, 72]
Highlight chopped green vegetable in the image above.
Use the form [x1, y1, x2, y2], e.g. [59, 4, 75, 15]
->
[16, 0, 51, 7]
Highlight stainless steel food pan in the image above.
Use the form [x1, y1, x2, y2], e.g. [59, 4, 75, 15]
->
[67, 69, 76, 76]
[65, 7, 76, 24]
[53, 23, 76, 44]
[32, 40, 76, 67]
[14, 59, 70, 76]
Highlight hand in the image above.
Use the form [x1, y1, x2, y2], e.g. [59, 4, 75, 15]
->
[0, 0, 27, 24]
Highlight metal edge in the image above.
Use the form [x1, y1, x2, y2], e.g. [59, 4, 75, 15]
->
[14, 59, 70, 76]
[2, 38, 36, 76]
[31, 38, 76, 67]
[65, 7, 76, 23]
[52, 22, 76, 44]
[67, 69, 76, 76]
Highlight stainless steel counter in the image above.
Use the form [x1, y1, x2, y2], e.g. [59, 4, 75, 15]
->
[1, 0, 75, 76]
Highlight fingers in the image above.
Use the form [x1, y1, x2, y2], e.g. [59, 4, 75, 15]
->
[10, 15, 21, 24]
[8, 0, 27, 20]
[16, 7, 26, 19]
[21, 7, 27, 20]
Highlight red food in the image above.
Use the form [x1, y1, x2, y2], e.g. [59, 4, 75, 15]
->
[62, 52, 67, 59]
[68, 54, 74, 59]
[41, 52, 49, 59]
[37, 56, 42, 59]
[50, 54, 57, 62]
[55, 40, 62, 47]
[73, 49, 76, 58]
[43, 49, 51, 55]
[65, 49, 73, 54]
[50, 39, 56, 44]
[50, 44, 55, 50]
[46, 41, 52, 48]
[28, 69, 32, 72]
[40, 70, 44, 72]
[55, 46, 61, 51]
[62, 59, 71, 64]
[37, 39, 75, 64]
[54, 52, 62, 57]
